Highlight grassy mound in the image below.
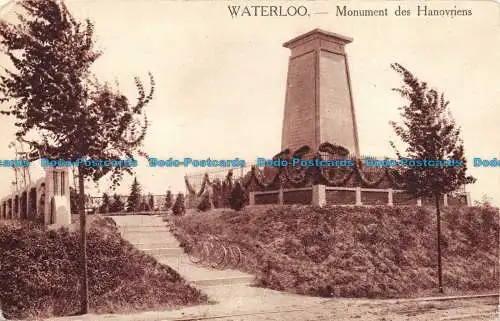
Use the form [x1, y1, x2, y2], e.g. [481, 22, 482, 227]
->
[172, 205, 499, 298]
[0, 216, 207, 319]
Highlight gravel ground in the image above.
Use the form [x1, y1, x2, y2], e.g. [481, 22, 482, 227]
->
[206, 297, 499, 321]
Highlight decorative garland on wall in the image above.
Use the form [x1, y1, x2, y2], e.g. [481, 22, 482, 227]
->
[184, 143, 408, 194]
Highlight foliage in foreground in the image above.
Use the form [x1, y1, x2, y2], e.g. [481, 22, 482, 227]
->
[0, 217, 206, 319]
[172, 205, 499, 298]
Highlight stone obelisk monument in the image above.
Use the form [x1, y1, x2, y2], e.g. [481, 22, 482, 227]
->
[281, 29, 360, 157]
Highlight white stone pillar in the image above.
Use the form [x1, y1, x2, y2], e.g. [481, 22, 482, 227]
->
[44, 167, 53, 225]
[417, 198, 422, 207]
[312, 185, 326, 207]
[355, 187, 362, 205]
[443, 194, 448, 207]
[466, 192, 472, 206]
[278, 187, 284, 205]
[388, 189, 393, 206]
[249, 191, 255, 206]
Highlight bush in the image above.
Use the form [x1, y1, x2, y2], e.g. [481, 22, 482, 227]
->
[164, 191, 173, 211]
[148, 194, 155, 211]
[109, 194, 125, 213]
[99, 193, 110, 214]
[172, 193, 185, 216]
[229, 182, 245, 211]
[197, 192, 211, 212]
[211, 180, 222, 208]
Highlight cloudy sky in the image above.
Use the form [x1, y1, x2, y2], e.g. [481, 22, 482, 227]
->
[0, 0, 499, 205]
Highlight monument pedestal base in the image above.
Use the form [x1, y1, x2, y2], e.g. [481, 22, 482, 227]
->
[312, 185, 326, 207]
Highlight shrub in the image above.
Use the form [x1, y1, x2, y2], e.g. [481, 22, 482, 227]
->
[172, 193, 185, 216]
[109, 194, 125, 213]
[99, 193, 110, 214]
[69, 187, 79, 214]
[164, 190, 173, 211]
[197, 192, 211, 212]
[229, 182, 245, 211]
[211, 180, 222, 208]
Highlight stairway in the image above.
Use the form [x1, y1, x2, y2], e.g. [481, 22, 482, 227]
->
[111, 215, 255, 287]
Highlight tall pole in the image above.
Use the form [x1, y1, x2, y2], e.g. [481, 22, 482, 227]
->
[18, 140, 31, 187]
[435, 193, 443, 293]
[78, 165, 89, 314]
[12, 166, 19, 191]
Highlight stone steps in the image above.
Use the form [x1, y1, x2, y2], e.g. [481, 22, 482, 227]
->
[142, 247, 182, 257]
[135, 242, 180, 249]
[158, 259, 255, 287]
[111, 215, 255, 288]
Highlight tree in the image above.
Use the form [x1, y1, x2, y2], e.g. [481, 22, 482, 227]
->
[389, 63, 475, 293]
[99, 192, 110, 214]
[229, 181, 246, 211]
[0, 0, 154, 314]
[164, 190, 173, 211]
[139, 195, 150, 212]
[109, 193, 124, 213]
[69, 186, 79, 214]
[197, 191, 211, 212]
[127, 177, 142, 213]
[172, 193, 185, 216]
[211, 179, 222, 208]
[474, 194, 493, 207]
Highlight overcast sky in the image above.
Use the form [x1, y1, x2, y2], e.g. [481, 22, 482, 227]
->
[0, 0, 499, 205]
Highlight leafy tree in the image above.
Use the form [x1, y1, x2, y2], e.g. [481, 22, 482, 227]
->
[109, 193, 124, 213]
[164, 190, 173, 211]
[126, 177, 142, 213]
[474, 194, 493, 207]
[389, 63, 475, 293]
[229, 181, 246, 211]
[0, 0, 154, 313]
[172, 193, 185, 216]
[99, 192, 110, 214]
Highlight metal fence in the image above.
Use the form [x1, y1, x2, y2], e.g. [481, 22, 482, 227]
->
[86, 194, 169, 213]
